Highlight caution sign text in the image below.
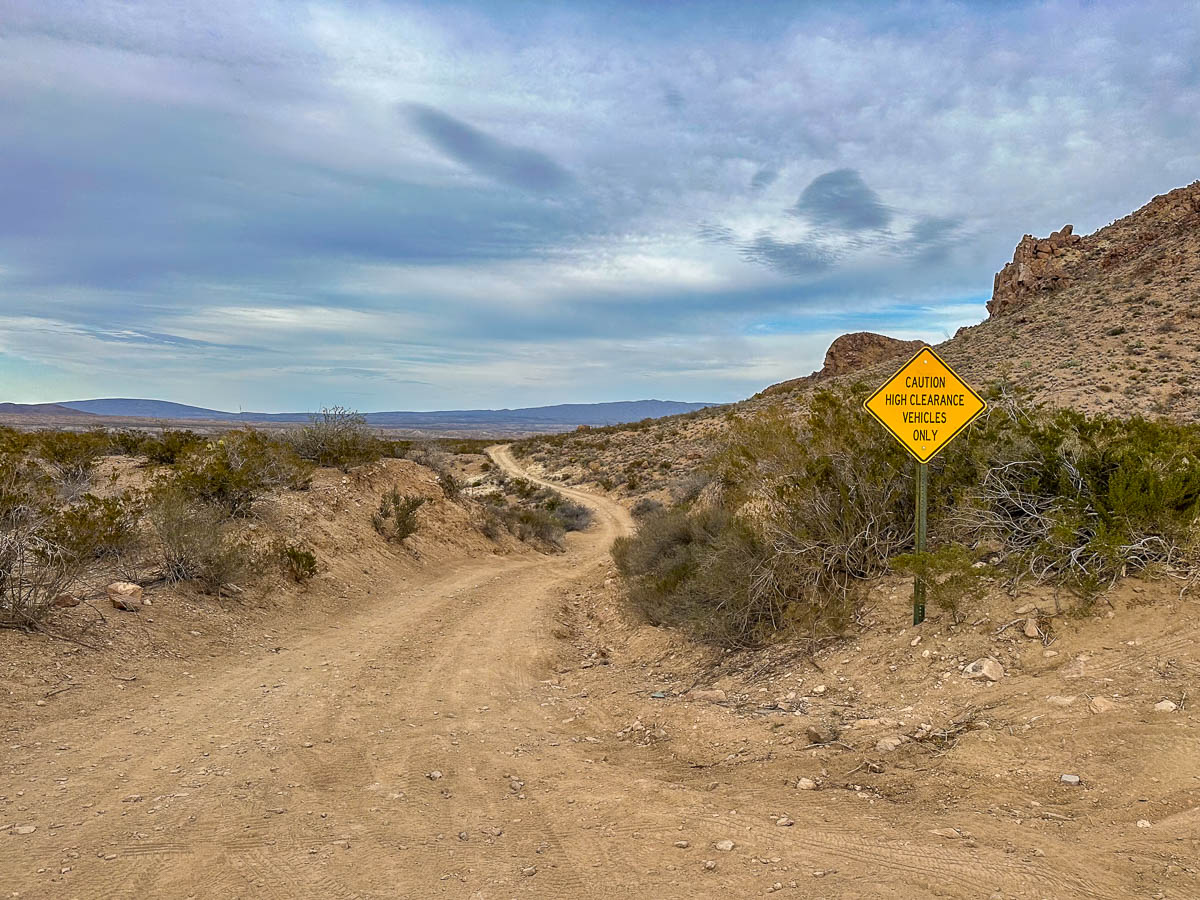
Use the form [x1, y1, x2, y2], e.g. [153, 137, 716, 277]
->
[863, 347, 986, 463]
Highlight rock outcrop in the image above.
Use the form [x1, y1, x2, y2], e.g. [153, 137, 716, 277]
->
[987, 224, 1083, 317]
[757, 332, 925, 398]
[988, 181, 1200, 319]
[818, 332, 925, 377]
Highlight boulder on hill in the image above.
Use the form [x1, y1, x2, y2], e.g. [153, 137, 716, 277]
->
[757, 332, 925, 398]
[818, 332, 926, 377]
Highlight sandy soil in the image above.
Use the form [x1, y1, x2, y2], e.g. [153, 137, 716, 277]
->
[1, 447, 1196, 899]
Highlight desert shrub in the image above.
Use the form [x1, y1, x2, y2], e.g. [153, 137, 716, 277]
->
[408, 444, 462, 500]
[612, 505, 812, 647]
[0, 458, 81, 627]
[669, 472, 711, 505]
[139, 429, 205, 465]
[0, 426, 30, 458]
[168, 429, 312, 516]
[891, 545, 991, 623]
[148, 488, 251, 592]
[33, 430, 109, 489]
[478, 478, 591, 548]
[108, 429, 150, 457]
[373, 488, 426, 542]
[944, 394, 1200, 592]
[551, 496, 593, 532]
[272, 541, 318, 582]
[490, 505, 563, 545]
[631, 497, 664, 519]
[50, 492, 144, 561]
[437, 469, 460, 500]
[290, 407, 383, 470]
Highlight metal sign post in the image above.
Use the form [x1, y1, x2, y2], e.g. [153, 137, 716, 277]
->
[914, 460, 928, 624]
[863, 347, 985, 626]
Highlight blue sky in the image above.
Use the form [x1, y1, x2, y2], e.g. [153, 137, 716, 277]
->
[1, 1, 1198, 411]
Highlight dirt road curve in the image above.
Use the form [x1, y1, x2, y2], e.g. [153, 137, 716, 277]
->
[0, 448, 1129, 899]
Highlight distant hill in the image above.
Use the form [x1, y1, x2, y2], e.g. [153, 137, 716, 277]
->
[0, 402, 97, 418]
[55, 398, 716, 429]
[61, 399, 234, 420]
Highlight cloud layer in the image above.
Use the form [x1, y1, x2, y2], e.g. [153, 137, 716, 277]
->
[1, 1, 1198, 410]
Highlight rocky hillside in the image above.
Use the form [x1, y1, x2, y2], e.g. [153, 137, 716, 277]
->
[515, 180, 1200, 498]
[945, 180, 1200, 418]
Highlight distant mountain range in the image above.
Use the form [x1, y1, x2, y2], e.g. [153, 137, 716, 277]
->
[4, 398, 717, 430]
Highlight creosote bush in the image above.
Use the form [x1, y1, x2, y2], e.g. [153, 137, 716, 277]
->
[165, 429, 312, 516]
[50, 492, 144, 562]
[138, 430, 205, 465]
[890, 546, 991, 624]
[273, 541, 319, 582]
[0, 457, 80, 627]
[33, 430, 109, 490]
[478, 477, 593, 549]
[373, 488, 426, 542]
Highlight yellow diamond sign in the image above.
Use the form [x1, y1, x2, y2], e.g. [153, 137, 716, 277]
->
[863, 346, 986, 463]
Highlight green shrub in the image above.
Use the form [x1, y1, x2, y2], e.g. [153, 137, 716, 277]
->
[478, 479, 591, 548]
[891, 545, 991, 623]
[272, 541, 318, 582]
[0, 427, 30, 458]
[139, 429, 204, 465]
[289, 407, 383, 470]
[437, 469, 460, 500]
[167, 429, 312, 516]
[33, 430, 109, 487]
[944, 394, 1200, 591]
[373, 488, 426, 542]
[148, 488, 251, 593]
[50, 492, 144, 561]
[486, 505, 564, 546]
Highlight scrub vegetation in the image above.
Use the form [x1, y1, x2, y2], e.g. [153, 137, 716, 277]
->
[612, 384, 1200, 648]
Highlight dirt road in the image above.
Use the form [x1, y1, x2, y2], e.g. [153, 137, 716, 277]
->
[0, 448, 1165, 898]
